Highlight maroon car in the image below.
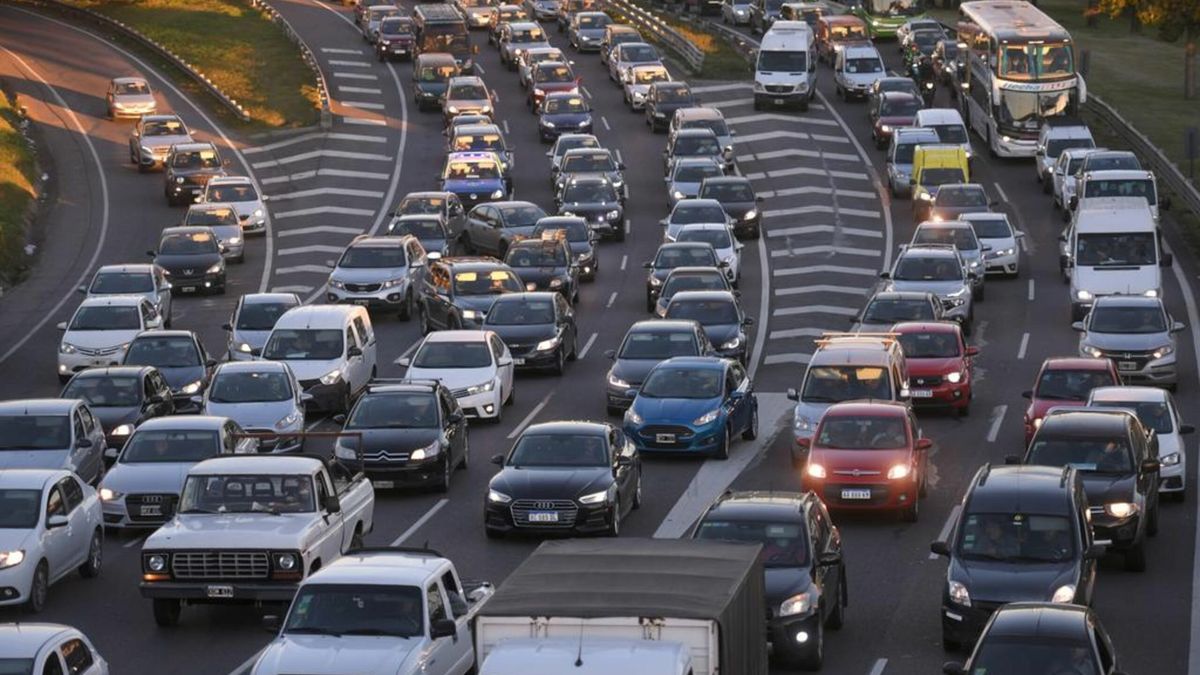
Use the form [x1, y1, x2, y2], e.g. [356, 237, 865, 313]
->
[870, 91, 922, 150]
[528, 61, 580, 110]
[1022, 357, 1120, 445]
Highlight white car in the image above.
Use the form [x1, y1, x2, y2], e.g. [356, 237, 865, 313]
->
[517, 46, 566, 88]
[78, 264, 173, 329]
[833, 45, 885, 101]
[202, 361, 308, 453]
[622, 64, 669, 110]
[1052, 147, 1102, 210]
[1088, 386, 1192, 501]
[607, 42, 661, 85]
[660, 198, 731, 242]
[57, 295, 162, 383]
[201, 175, 270, 236]
[675, 223, 742, 285]
[0, 470, 103, 613]
[399, 330, 515, 423]
[962, 212, 1023, 278]
[0, 623, 108, 674]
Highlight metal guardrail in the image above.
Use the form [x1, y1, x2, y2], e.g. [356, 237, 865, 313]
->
[602, 0, 706, 73]
[24, 0, 252, 122]
[248, 0, 333, 130]
[704, 18, 759, 60]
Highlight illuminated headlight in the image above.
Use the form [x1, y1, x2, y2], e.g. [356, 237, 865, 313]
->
[319, 370, 342, 386]
[549, 278, 564, 289]
[625, 408, 644, 425]
[806, 463, 826, 478]
[606, 210, 620, 220]
[1162, 452, 1182, 466]
[948, 580, 970, 607]
[735, 7, 746, 13]
[275, 411, 302, 430]
[174, 176, 185, 184]
[145, 554, 167, 573]
[1002, 135, 1011, 143]
[206, 262, 224, 275]
[533, 88, 546, 97]
[965, 149, 973, 158]
[273, 553, 299, 571]
[447, 106, 459, 114]
[918, 192, 932, 201]
[535, 336, 560, 351]
[329, 279, 346, 290]
[99, 488, 123, 501]
[672, 190, 685, 200]
[1081, 344, 1103, 358]
[1075, 290, 1093, 301]
[887, 464, 911, 480]
[140, 144, 154, 155]
[253, 208, 264, 219]
[59, 342, 78, 355]
[541, 120, 556, 128]
[1105, 502, 1138, 518]
[179, 380, 203, 395]
[1144, 289, 1160, 298]
[488, 489, 512, 503]
[525, 282, 538, 291]
[608, 373, 630, 388]
[1050, 584, 1076, 603]
[946, 371, 963, 384]
[743, 209, 757, 221]
[578, 487, 612, 505]
[649, 276, 663, 287]
[1033, 417, 1044, 429]
[465, 380, 495, 396]
[226, 236, 242, 245]
[462, 310, 481, 320]
[410, 442, 438, 461]
[880, 124, 892, 133]
[491, 189, 504, 199]
[720, 337, 741, 350]
[693, 409, 720, 426]
[780, 590, 816, 617]
[111, 424, 135, 436]
[481, 105, 492, 114]
[381, 277, 407, 289]
[795, 416, 814, 432]
[968, 261, 979, 269]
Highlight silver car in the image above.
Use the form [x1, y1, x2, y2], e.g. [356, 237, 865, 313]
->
[106, 76, 156, 119]
[129, 114, 192, 171]
[201, 361, 308, 453]
[882, 244, 975, 336]
[908, 220, 986, 300]
[184, 203, 245, 263]
[325, 235, 428, 317]
[1073, 295, 1185, 388]
[666, 157, 725, 209]
[622, 63, 669, 110]
[201, 176, 270, 236]
[223, 293, 302, 361]
[887, 127, 939, 198]
[79, 264, 174, 329]
[1088, 386, 1192, 499]
[962, 212, 1023, 278]
[0, 399, 106, 486]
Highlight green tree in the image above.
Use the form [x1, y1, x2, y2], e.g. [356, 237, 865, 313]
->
[1098, 0, 1200, 97]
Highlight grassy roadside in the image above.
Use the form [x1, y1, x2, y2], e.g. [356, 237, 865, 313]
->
[66, 0, 319, 130]
[605, 3, 751, 79]
[0, 91, 36, 287]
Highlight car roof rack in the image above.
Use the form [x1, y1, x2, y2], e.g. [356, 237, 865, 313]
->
[813, 332, 898, 348]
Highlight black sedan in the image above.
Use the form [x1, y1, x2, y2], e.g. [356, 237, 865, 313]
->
[483, 292, 578, 373]
[556, 175, 624, 241]
[60, 366, 176, 453]
[654, 266, 733, 317]
[604, 319, 713, 415]
[485, 421, 641, 537]
[663, 290, 753, 364]
[944, 603, 1125, 675]
[121, 330, 217, 412]
[645, 81, 696, 133]
[643, 242, 723, 312]
[504, 238, 580, 303]
[533, 216, 597, 281]
[698, 176, 763, 239]
[149, 226, 226, 295]
[929, 183, 995, 222]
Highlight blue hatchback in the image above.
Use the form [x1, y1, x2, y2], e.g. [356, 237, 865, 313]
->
[624, 356, 757, 459]
[538, 92, 594, 142]
[440, 151, 508, 209]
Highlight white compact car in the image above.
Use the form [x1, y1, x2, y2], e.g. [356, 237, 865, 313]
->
[961, 212, 1023, 278]
[0, 470, 103, 613]
[622, 64, 669, 110]
[0, 623, 108, 674]
[201, 175, 270, 236]
[399, 330, 515, 423]
[1088, 386, 1193, 501]
[674, 223, 742, 285]
[78, 264, 174, 329]
[57, 295, 162, 383]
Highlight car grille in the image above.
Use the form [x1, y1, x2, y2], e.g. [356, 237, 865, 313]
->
[507, 344, 534, 358]
[76, 345, 123, 357]
[171, 551, 270, 579]
[451, 387, 470, 398]
[1100, 349, 1155, 371]
[125, 493, 178, 523]
[150, 145, 171, 156]
[911, 375, 943, 387]
[765, 84, 793, 94]
[511, 499, 578, 528]
[363, 449, 412, 463]
[343, 282, 382, 293]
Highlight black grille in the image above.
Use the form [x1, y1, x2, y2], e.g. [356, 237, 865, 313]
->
[126, 494, 178, 523]
[511, 499, 578, 528]
[299, 379, 320, 390]
[765, 84, 792, 93]
[344, 283, 381, 293]
[912, 375, 943, 387]
[171, 551, 270, 579]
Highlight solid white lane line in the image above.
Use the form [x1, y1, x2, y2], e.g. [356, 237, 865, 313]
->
[268, 187, 385, 200]
[227, 647, 267, 675]
[507, 395, 551, 440]
[607, 291, 618, 308]
[690, 82, 752, 94]
[620, 254, 627, 271]
[277, 225, 366, 237]
[342, 117, 387, 125]
[1017, 332, 1030, 359]
[869, 658, 888, 675]
[578, 332, 598, 359]
[601, 116, 611, 131]
[929, 504, 962, 558]
[338, 85, 383, 94]
[1028, 278, 1036, 301]
[275, 206, 375, 219]
[625, 220, 631, 235]
[332, 71, 378, 80]
[581, 85, 592, 98]
[391, 499, 449, 545]
[341, 100, 386, 110]
[994, 183, 1010, 203]
[320, 47, 363, 54]
[615, 149, 623, 165]
[474, 62, 486, 75]
[749, 219, 771, 381]
[986, 404, 1008, 443]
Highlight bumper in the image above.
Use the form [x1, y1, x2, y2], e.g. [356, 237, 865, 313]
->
[769, 613, 823, 664]
[984, 252, 1019, 275]
[539, 121, 593, 140]
[1113, 357, 1178, 385]
[102, 500, 173, 529]
[588, 217, 623, 239]
[363, 459, 445, 487]
[574, 36, 601, 50]
[484, 501, 613, 534]
[453, 390, 503, 419]
[510, 346, 562, 369]
[326, 286, 410, 308]
[140, 580, 298, 603]
[112, 106, 156, 118]
[168, 182, 204, 201]
[377, 42, 414, 58]
[941, 300, 972, 322]
[1092, 514, 1141, 549]
[164, 273, 224, 294]
[804, 477, 918, 512]
[908, 381, 971, 410]
[137, 148, 171, 167]
[59, 352, 125, 377]
[626, 421, 723, 454]
[942, 602, 993, 646]
[753, 90, 810, 107]
[606, 383, 639, 410]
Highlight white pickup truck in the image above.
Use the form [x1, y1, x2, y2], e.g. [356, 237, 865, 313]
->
[252, 548, 493, 675]
[139, 454, 375, 627]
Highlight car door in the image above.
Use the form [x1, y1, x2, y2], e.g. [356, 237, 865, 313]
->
[424, 581, 460, 675]
[343, 325, 366, 395]
[58, 477, 90, 570]
[42, 484, 73, 580]
[727, 364, 752, 432]
[440, 570, 476, 674]
[439, 390, 464, 467]
[407, 240, 429, 288]
[610, 428, 634, 507]
[69, 410, 92, 483]
[808, 503, 840, 623]
[154, 267, 172, 319]
[466, 206, 493, 253]
[489, 334, 514, 400]
[429, 264, 455, 328]
[353, 314, 377, 390]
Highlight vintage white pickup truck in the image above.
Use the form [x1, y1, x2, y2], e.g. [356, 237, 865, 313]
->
[139, 453, 375, 627]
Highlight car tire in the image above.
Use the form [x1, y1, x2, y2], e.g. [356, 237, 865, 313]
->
[418, 306, 431, 335]
[24, 561, 48, 614]
[153, 598, 182, 627]
[605, 499, 621, 537]
[713, 426, 730, 460]
[742, 402, 758, 440]
[79, 529, 103, 578]
[646, 293, 654, 313]
[435, 456, 452, 493]
[798, 616, 824, 671]
[1124, 539, 1147, 572]
[902, 494, 919, 522]
[337, 387, 352, 416]
[398, 290, 414, 321]
[825, 576, 846, 629]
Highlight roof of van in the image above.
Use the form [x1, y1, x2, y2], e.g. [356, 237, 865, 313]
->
[272, 304, 365, 329]
[1073, 200, 1157, 231]
[915, 108, 965, 125]
[760, 26, 814, 49]
[1080, 169, 1155, 182]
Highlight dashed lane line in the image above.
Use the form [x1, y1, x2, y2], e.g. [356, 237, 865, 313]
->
[271, 285, 313, 294]
[1027, 278, 1035, 301]
[274, 206, 375, 219]
[620, 254, 627, 271]
[391, 499, 449, 546]
[869, 658, 888, 675]
[986, 404, 1008, 443]
[606, 291, 618, 308]
[332, 71, 377, 80]
[578, 332, 598, 359]
[601, 115, 611, 130]
[320, 47, 363, 54]
[260, 168, 391, 184]
[1017, 332, 1029, 359]
[767, 224, 883, 239]
[507, 394, 552, 440]
[770, 327, 835, 339]
[328, 59, 372, 67]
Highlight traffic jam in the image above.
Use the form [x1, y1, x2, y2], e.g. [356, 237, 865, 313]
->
[0, 0, 1189, 672]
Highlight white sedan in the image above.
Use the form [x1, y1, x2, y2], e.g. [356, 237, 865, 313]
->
[0, 623, 108, 674]
[399, 330, 515, 423]
[57, 295, 162, 384]
[201, 175, 270, 236]
[1088, 386, 1193, 501]
[962, 212, 1023, 278]
[0, 470, 103, 613]
[675, 223, 743, 285]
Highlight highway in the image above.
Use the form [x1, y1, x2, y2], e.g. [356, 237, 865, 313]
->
[0, 1, 1196, 673]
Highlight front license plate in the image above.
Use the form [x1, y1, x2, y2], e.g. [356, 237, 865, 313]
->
[512, 358, 526, 365]
[774, 98, 784, 105]
[529, 511, 559, 523]
[1118, 361, 1138, 371]
[373, 480, 395, 489]
[353, 299, 370, 306]
[841, 489, 872, 500]
[655, 433, 676, 443]
[910, 389, 934, 398]
[139, 505, 162, 517]
[206, 585, 234, 599]
[178, 286, 197, 293]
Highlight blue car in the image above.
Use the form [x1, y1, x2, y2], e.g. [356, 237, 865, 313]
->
[624, 356, 757, 459]
[538, 92, 593, 142]
[440, 151, 509, 209]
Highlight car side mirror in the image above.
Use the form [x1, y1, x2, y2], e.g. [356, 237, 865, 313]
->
[1004, 454, 1021, 465]
[262, 614, 282, 633]
[916, 438, 933, 450]
[448, 410, 465, 424]
[786, 387, 799, 402]
[347, 346, 363, 358]
[46, 515, 69, 529]
[965, 346, 980, 357]
[816, 551, 841, 566]
[1071, 321, 1085, 332]
[490, 453, 505, 465]
[324, 494, 342, 513]
[1180, 424, 1195, 435]
[430, 618, 457, 639]
[397, 356, 412, 367]
[879, 272, 890, 279]
[1084, 543, 1106, 560]
[332, 413, 347, 424]
[941, 663, 966, 675]
[104, 447, 119, 460]
[1172, 321, 1187, 332]
[1161, 253, 1174, 267]
[76, 285, 87, 295]
[56, 322, 68, 331]
[1141, 458, 1160, 474]
[929, 541, 950, 557]
[1021, 390, 1033, 399]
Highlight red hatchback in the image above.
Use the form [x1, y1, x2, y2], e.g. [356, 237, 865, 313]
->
[799, 401, 932, 521]
[1022, 357, 1121, 445]
[528, 62, 580, 110]
[892, 321, 978, 416]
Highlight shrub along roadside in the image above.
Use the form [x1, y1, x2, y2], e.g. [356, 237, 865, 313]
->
[0, 91, 36, 288]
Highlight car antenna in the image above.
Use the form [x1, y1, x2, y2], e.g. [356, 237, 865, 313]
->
[574, 621, 585, 667]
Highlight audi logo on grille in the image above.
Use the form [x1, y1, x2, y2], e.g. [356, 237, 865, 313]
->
[534, 501, 556, 510]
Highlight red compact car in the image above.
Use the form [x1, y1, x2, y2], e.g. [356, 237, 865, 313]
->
[1022, 357, 1121, 445]
[892, 321, 978, 416]
[799, 401, 932, 521]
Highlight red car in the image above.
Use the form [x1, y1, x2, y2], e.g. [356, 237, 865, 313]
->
[1022, 357, 1121, 445]
[799, 401, 932, 521]
[892, 321, 978, 416]
[869, 91, 922, 150]
[528, 62, 580, 111]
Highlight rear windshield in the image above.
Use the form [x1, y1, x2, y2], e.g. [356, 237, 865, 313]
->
[801, 366, 891, 402]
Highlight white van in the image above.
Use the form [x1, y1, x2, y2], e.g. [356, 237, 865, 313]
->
[480, 639, 694, 675]
[260, 304, 378, 414]
[833, 44, 884, 101]
[753, 21, 816, 111]
[1071, 169, 1166, 222]
[915, 108, 972, 164]
[1059, 197, 1169, 321]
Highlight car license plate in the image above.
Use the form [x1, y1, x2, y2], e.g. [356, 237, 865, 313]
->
[841, 489, 872, 500]
[206, 585, 234, 599]
[774, 98, 784, 105]
[1118, 361, 1138, 371]
[179, 286, 197, 293]
[512, 358, 525, 365]
[910, 389, 934, 398]
[529, 511, 559, 523]
[373, 480, 395, 489]
[139, 505, 162, 517]
[655, 433, 676, 443]
[353, 299, 370, 306]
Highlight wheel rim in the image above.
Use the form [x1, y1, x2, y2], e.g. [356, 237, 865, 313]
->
[33, 567, 46, 607]
[90, 534, 102, 570]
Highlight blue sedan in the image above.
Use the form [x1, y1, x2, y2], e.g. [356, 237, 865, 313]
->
[623, 356, 757, 459]
[538, 92, 593, 142]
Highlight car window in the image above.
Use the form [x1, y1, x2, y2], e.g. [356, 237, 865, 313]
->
[427, 583, 449, 624]
[72, 413, 86, 445]
[345, 327, 358, 351]
[42, 655, 64, 675]
[490, 335, 506, 359]
[441, 570, 468, 617]
[80, 408, 98, 435]
[353, 316, 371, 345]
[59, 477, 83, 513]
[46, 486, 66, 519]
[59, 639, 94, 675]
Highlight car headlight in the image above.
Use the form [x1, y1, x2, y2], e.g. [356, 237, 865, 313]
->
[140, 144, 154, 155]
[491, 189, 504, 199]
[608, 373, 630, 388]
[253, 208, 264, 219]
[0, 550, 26, 570]
[578, 487, 612, 505]
[179, 380, 203, 395]
[206, 262, 224, 275]
[111, 424, 135, 436]
[59, 342, 77, 355]
[1144, 289, 1160, 298]
[887, 464, 911, 480]
[99, 488, 123, 501]
[672, 190, 685, 200]
[693, 409, 721, 426]
[1162, 452, 1182, 466]
[275, 411, 302, 430]
[918, 192, 932, 201]
[535, 336, 560, 351]
[541, 120, 556, 128]
[481, 105, 492, 114]
[334, 443, 356, 459]
[410, 441, 438, 462]
[549, 278, 564, 289]
[447, 106, 459, 114]
[625, 408, 643, 425]
[1032, 417, 1044, 429]
[1081, 344, 1104, 358]
[1075, 289, 1093, 301]
[720, 337, 742, 350]
[273, 552, 299, 571]
[319, 370, 342, 386]
[1051, 584, 1076, 604]
[488, 489, 512, 503]
[607, 210, 620, 220]
[880, 124, 892, 133]
[174, 176, 185, 184]
[466, 380, 495, 396]
[226, 236, 242, 246]
[533, 88, 546, 97]
[948, 580, 970, 607]
[779, 590, 816, 617]
[1153, 345, 1175, 359]
[145, 554, 167, 573]
[795, 415, 814, 432]
[329, 278, 346, 290]
[968, 260, 979, 269]
[649, 276, 662, 287]
[743, 209, 757, 221]
[806, 463, 826, 479]
[1105, 502, 1138, 518]
[381, 277, 407, 289]
[946, 371, 963, 384]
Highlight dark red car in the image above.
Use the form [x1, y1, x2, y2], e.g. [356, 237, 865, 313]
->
[1022, 357, 1121, 445]
[892, 321, 977, 416]
[799, 401, 932, 521]
[527, 61, 580, 111]
[869, 91, 922, 150]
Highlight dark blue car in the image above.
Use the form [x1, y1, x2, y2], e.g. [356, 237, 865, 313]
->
[538, 92, 593, 142]
[440, 151, 509, 209]
[624, 356, 757, 459]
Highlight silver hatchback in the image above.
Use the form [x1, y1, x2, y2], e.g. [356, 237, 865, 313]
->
[882, 245, 975, 336]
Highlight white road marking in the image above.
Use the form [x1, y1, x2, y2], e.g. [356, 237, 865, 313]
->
[625, 219, 631, 235]
[929, 504, 962, 559]
[774, 305, 859, 317]
[260, 168, 391, 184]
[704, 97, 757, 109]
[749, 220, 771, 381]
[994, 182, 1010, 203]
[251, 149, 394, 168]
[341, 100, 386, 110]
[763, 353, 812, 365]
[607, 291, 618, 308]
[578, 332, 598, 359]
[775, 284, 869, 298]
[765, 205, 881, 219]
[759, 186, 877, 200]
[321, 47, 363, 54]
[581, 85, 592, 98]
[986, 404, 1008, 443]
[338, 85, 383, 94]
[773, 264, 878, 278]
[474, 63, 486, 75]
[268, 186, 385, 201]
[1027, 278, 1036, 301]
[275, 264, 335, 275]
[391, 499, 449, 545]
[342, 116, 387, 125]
[278, 225, 366, 238]
[810, 133, 853, 144]
[620, 254, 627, 271]
[275, 206, 376, 219]
[745, 166, 871, 181]
[332, 71, 378, 80]
[501, 119, 510, 135]
[767, 224, 882, 239]
[770, 327, 832, 339]
[507, 393, 551, 439]
[277, 244, 348, 256]
[271, 285, 314, 294]
[689, 82, 753, 94]
[733, 130, 811, 144]
[601, 116, 611, 131]
[615, 149, 623, 165]
[742, 148, 860, 163]
[724, 112, 839, 127]
[1017, 332, 1030, 359]
[869, 658, 888, 675]
[328, 59, 372, 67]
[771, 244, 881, 258]
[122, 534, 148, 549]
[243, 131, 387, 154]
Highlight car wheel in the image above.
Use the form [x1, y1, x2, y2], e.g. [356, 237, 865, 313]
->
[713, 426, 730, 460]
[825, 575, 846, 629]
[458, 435, 470, 470]
[902, 493, 919, 522]
[605, 499, 621, 537]
[1124, 539, 1147, 572]
[24, 561, 48, 614]
[435, 456, 452, 493]
[79, 529, 103, 578]
[742, 402, 758, 440]
[632, 469, 642, 509]
[153, 598, 182, 627]
[552, 345, 566, 375]
[798, 615, 823, 670]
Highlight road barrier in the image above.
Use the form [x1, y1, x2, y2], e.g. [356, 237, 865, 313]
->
[602, 0, 706, 73]
[247, 0, 333, 130]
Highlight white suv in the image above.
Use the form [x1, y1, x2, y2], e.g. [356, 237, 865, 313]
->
[399, 330, 515, 423]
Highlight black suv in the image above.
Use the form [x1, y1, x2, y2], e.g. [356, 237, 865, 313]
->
[483, 292, 578, 374]
[645, 82, 695, 132]
[555, 175, 625, 241]
[417, 257, 524, 331]
[1014, 407, 1160, 572]
[604, 319, 713, 415]
[944, 603, 1127, 675]
[692, 490, 847, 671]
[504, 237, 579, 303]
[931, 464, 1101, 651]
[644, 242, 723, 312]
[533, 216, 597, 281]
[334, 380, 468, 492]
[164, 142, 227, 206]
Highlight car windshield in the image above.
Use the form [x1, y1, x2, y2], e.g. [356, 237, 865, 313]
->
[758, 50, 807, 72]
[672, 205, 726, 224]
[62, 375, 143, 407]
[452, 134, 504, 153]
[284, 584, 424, 638]
[508, 433, 609, 466]
[171, 150, 221, 169]
[893, 256, 962, 281]
[0, 415, 71, 450]
[179, 474, 315, 514]
[237, 301, 295, 331]
[143, 119, 185, 136]
[701, 182, 754, 202]
[338, 246, 407, 269]
[864, 298, 936, 323]
[544, 96, 588, 114]
[880, 98, 921, 117]
[487, 298, 555, 325]
[656, 86, 693, 103]
[802, 366, 891, 402]
[397, 196, 444, 215]
[347, 393, 439, 428]
[535, 65, 574, 83]
[1088, 305, 1166, 334]
[1076, 233, 1156, 266]
[380, 17, 413, 35]
[185, 207, 239, 227]
[561, 182, 616, 203]
[968, 217, 1012, 239]
[453, 269, 523, 295]
[1028, 436, 1134, 473]
[695, 520, 810, 568]
[209, 371, 293, 403]
[553, 136, 600, 158]
[206, 184, 258, 202]
[929, 124, 968, 144]
[634, 67, 668, 84]
[1046, 138, 1094, 158]
[1082, 178, 1157, 205]
[675, 163, 723, 183]
[677, 228, 733, 251]
[956, 512, 1077, 562]
[641, 366, 722, 399]
[160, 231, 218, 255]
[898, 330, 960, 357]
[445, 159, 501, 180]
[418, 65, 457, 82]
[534, 221, 589, 242]
[413, 342, 492, 368]
[920, 167, 965, 186]
[674, 136, 721, 156]
[666, 299, 739, 325]
[498, 205, 547, 228]
[663, 273, 726, 297]
[817, 416, 908, 449]
[971, 640, 1102, 675]
[1084, 154, 1140, 172]
[116, 81, 150, 95]
[914, 227, 978, 251]
[619, 331, 698, 359]
[121, 430, 220, 463]
[656, 246, 717, 268]
[513, 26, 546, 41]
[390, 218, 443, 239]
[1036, 369, 1114, 401]
[125, 336, 201, 368]
[90, 271, 154, 294]
[448, 83, 488, 100]
[934, 187, 988, 208]
[0, 491, 41, 529]
[1091, 400, 1173, 434]
[563, 154, 616, 173]
[846, 57, 883, 74]
[69, 306, 141, 331]
[508, 245, 568, 266]
[262, 329, 344, 361]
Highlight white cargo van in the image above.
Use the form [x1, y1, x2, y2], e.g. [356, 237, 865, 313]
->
[1059, 197, 1169, 321]
[260, 304, 378, 414]
[753, 21, 816, 111]
[1071, 169, 1167, 222]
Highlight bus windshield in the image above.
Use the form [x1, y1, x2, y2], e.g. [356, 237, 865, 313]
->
[867, 0, 924, 17]
[997, 88, 1072, 134]
[998, 41, 1074, 80]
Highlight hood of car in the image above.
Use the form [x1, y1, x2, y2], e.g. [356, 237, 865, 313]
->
[204, 400, 296, 430]
[417, 236, 449, 256]
[352, 428, 442, 453]
[417, 81, 449, 94]
[0, 530, 33, 554]
[950, 558, 1078, 604]
[0, 450, 70, 471]
[102, 461, 196, 495]
[155, 252, 223, 272]
[1081, 331, 1169, 352]
[809, 447, 911, 473]
[907, 357, 964, 379]
[1079, 471, 1137, 505]
[154, 365, 206, 391]
[930, 205, 986, 220]
[699, 323, 741, 347]
[718, 201, 755, 219]
[763, 566, 813, 606]
[489, 323, 558, 345]
[542, 111, 592, 126]
[631, 395, 723, 424]
[490, 466, 612, 500]
[255, 636, 419, 675]
[91, 406, 142, 431]
[330, 267, 409, 284]
[512, 266, 567, 284]
[404, 365, 494, 390]
[454, 295, 502, 314]
[877, 115, 916, 127]
[63, 329, 141, 350]
[443, 178, 504, 194]
[114, 93, 156, 107]
[146, 513, 321, 550]
[281, 358, 344, 382]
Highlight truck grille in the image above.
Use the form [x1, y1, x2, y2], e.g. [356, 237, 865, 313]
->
[511, 499, 577, 528]
[171, 551, 270, 579]
[125, 493, 178, 523]
[765, 84, 793, 94]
